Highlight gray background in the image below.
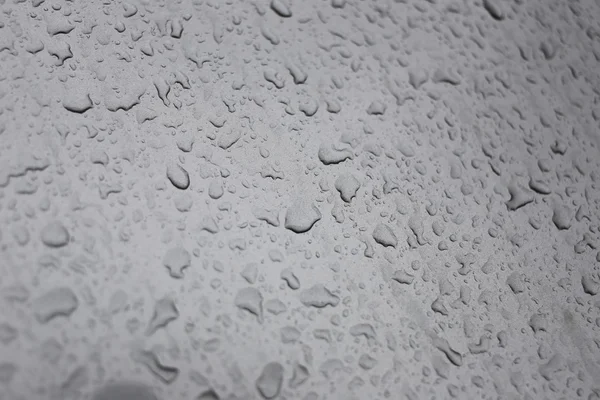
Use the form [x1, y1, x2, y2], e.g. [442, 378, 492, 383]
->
[1, 0, 600, 399]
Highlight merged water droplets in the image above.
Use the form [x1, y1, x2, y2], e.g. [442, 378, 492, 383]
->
[133, 349, 179, 384]
[163, 247, 191, 278]
[299, 285, 340, 308]
[284, 200, 322, 234]
[505, 181, 534, 210]
[372, 224, 398, 248]
[146, 296, 179, 336]
[234, 287, 264, 323]
[32, 287, 78, 323]
[334, 173, 360, 203]
[318, 144, 353, 165]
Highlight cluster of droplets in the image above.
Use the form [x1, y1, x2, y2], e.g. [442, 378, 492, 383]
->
[0, 0, 600, 399]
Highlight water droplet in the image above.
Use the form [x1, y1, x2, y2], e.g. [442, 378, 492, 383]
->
[166, 163, 190, 190]
[300, 285, 339, 308]
[372, 224, 397, 248]
[256, 362, 284, 399]
[270, 0, 292, 18]
[163, 247, 191, 279]
[284, 200, 321, 233]
[40, 221, 70, 248]
[33, 287, 78, 323]
[146, 296, 179, 336]
[235, 287, 264, 323]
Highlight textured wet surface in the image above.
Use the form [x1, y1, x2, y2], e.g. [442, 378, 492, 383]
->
[1, 0, 600, 399]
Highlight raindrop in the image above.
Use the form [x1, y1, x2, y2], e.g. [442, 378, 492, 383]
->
[40, 222, 70, 248]
[256, 362, 284, 399]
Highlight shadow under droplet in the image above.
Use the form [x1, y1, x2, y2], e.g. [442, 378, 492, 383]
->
[92, 381, 159, 400]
